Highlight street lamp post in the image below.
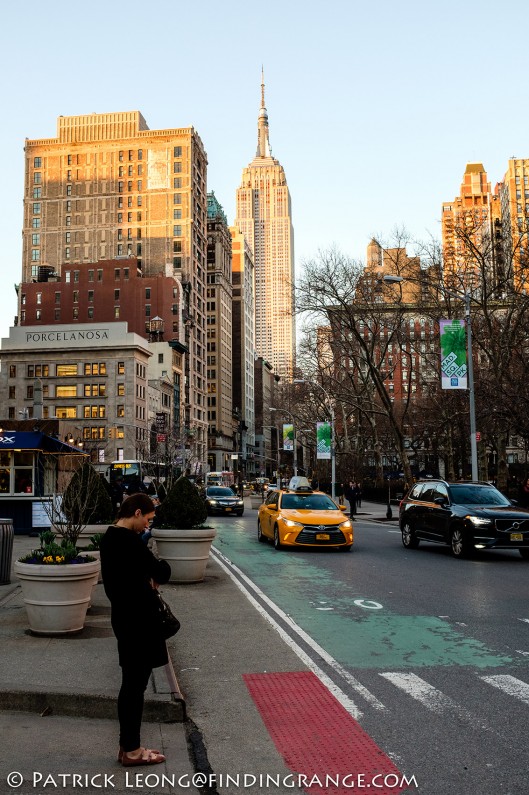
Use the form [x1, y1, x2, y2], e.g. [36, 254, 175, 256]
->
[270, 408, 297, 477]
[383, 275, 478, 481]
[294, 380, 336, 501]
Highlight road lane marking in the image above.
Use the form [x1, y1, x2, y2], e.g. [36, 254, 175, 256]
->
[380, 672, 473, 720]
[481, 674, 529, 704]
[354, 598, 383, 610]
[211, 546, 387, 715]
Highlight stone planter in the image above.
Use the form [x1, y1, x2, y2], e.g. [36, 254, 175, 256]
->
[14, 558, 101, 635]
[152, 527, 216, 583]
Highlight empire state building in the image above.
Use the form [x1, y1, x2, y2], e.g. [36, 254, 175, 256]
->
[234, 75, 295, 379]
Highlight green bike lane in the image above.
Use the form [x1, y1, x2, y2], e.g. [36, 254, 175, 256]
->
[212, 518, 513, 671]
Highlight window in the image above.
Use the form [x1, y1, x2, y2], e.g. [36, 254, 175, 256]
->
[84, 405, 106, 419]
[65, 232, 71, 243]
[97, 269, 103, 282]
[114, 307, 120, 318]
[56, 385, 77, 398]
[66, 185, 72, 196]
[173, 178, 181, 189]
[26, 385, 34, 399]
[174, 146, 182, 157]
[114, 289, 120, 301]
[83, 362, 106, 376]
[31, 249, 40, 261]
[55, 407, 77, 419]
[88, 290, 94, 303]
[66, 200, 71, 212]
[33, 203, 41, 214]
[117, 383, 125, 396]
[158, 353, 164, 363]
[173, 162, 182, 173]
[173, 225, 182, 237]
[118, 362, 125, 374]
[65, 215, 71, 226]
[33, 187, 42, 198]
[35, 309, 41, 320]
[174, 193, 181, 205]
[117, 405, 125, 417]
[174, 209, 182, 219]
[65, 247, 70, 259]
[145, 288, 151, 299]
[32, 218, 41, 229]
[138, 149, 143, 160]
[34, 172, 41, 183]
[145, 304, 151, 317]
[73, 290, 79, 303]
[137, 196, 142, 206]
[34, 157, 42, 168]
[8, 365, 16, 378]
[8, 386, 15, 399]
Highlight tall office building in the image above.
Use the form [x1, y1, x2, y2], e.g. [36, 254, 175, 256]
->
[441, 163, 500, 289]
[20, 111, 208, 472]
[234, 76, 295, 379]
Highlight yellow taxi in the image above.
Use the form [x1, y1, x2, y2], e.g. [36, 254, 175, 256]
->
[257, 484, 353, 551]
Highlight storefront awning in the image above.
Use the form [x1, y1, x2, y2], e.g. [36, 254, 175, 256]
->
[0, 431, 88, 455]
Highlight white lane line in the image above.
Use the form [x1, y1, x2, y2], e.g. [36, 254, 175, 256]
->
[211, 546, 387, 716]
[481, 674, 529, 705]
[518, 618, 529, 624]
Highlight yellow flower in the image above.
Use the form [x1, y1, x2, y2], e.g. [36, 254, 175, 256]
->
[55, 555, 65, 563]
[43, 556, 53, 563]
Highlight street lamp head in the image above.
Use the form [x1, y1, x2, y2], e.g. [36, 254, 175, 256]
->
[382, 274, 404, 284]
[293, 379, 306, 384]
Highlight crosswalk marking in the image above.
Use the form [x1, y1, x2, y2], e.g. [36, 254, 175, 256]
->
[380, 672, 459, 714]
[481, 674, 529, 705]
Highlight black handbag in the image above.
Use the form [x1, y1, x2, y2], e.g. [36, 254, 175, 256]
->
[154, 590, 180, 639]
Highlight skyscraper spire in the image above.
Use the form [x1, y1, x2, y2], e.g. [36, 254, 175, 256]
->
[256, 68, 272, 159]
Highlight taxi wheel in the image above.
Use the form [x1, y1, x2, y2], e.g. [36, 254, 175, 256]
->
[257, 520, 266, 543]
[273, 524, 283, 550]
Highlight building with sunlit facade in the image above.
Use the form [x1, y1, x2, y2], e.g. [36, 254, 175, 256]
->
[234, 76, 295, 379]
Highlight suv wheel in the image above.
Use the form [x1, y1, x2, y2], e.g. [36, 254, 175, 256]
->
[451, 527, 470, 558]
[273, 524, 283, 550]
[519, 548, 529, 560]
[402, 522, 420, 549]
[257, 520, 266, 543]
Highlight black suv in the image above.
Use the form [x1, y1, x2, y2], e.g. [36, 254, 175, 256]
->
[399, 480, 529, 558]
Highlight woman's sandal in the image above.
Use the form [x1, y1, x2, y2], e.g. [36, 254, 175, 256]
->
[121, 748, 165, 767]
[118, 746, 160, 763]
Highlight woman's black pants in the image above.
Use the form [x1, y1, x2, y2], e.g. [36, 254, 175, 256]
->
[118, 661, 153, 752]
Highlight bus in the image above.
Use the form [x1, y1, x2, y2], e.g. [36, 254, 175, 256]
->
[205, 471, 234, 488]
[108, 460, 145, 490]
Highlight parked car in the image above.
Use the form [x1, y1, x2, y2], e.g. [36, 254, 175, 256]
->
[257, 485, 353, 551]
[399, 480, 529, 558]
[203, 486, 244, 516]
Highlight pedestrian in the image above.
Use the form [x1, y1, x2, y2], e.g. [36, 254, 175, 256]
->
[354, 481, 362, 509]
[100, 493, 171, 767]
[110, 476, 125, 513]
[344, 481, 356, 516]
[518, 476, 529, 508]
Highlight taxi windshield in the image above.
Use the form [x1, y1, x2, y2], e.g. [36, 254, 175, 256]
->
[280, 493, 339, 510]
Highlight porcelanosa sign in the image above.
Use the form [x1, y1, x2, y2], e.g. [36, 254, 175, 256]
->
[24, 328, 111, 345]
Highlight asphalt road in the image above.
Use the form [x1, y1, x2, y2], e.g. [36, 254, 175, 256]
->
[210, 509, 529, 795]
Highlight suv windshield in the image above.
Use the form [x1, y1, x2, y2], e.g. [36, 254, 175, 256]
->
[449, 484, 510, 506]
[281, 494, 339, 510]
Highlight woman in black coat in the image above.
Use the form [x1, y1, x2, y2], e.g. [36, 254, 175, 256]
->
[100, 493, 171, 767]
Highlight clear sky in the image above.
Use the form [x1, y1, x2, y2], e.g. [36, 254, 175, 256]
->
[1, 0, 528, 340]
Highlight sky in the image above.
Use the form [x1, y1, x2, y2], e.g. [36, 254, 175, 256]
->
[1, 0, 528, 341]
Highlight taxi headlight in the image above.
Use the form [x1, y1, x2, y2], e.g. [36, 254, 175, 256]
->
[283, 518, 304, 528]
[339, 519, 352, 529]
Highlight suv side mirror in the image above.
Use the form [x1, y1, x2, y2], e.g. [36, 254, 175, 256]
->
[434, 496, 448, 506]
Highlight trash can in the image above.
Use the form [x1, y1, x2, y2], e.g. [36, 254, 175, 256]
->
[0, 519, 14, 585]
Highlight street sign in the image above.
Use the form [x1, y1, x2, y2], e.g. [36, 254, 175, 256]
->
[156, 433, 166, 443]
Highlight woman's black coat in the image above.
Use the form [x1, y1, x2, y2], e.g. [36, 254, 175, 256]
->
[100, 525, 171, 669]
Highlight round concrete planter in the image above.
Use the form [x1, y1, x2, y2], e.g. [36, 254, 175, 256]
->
[14, 558, 100, 635]
[152, 527, 216, 583]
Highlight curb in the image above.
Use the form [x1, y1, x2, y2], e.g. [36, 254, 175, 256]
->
[0, 686, 185, 723]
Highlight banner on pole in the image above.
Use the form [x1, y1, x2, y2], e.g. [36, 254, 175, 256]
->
[316, 421, 331, 460]
[283, 424, 294, 452]
[440, 318, 467, 390]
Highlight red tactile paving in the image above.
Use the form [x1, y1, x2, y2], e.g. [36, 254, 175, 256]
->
[244, 671, 412, 794]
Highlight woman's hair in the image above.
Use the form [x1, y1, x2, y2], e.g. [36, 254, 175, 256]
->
[116, 493, 155, 519]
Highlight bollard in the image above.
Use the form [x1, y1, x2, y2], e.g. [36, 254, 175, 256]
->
[0, 518, 14, 585]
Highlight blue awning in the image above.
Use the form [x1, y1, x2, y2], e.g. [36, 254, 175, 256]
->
[0, 431, 88, 455]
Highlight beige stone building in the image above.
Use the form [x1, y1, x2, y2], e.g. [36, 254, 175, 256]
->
[0, 322, 151, 465]
[21, 111, 208, 472]
[234, 78, 295, 379]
